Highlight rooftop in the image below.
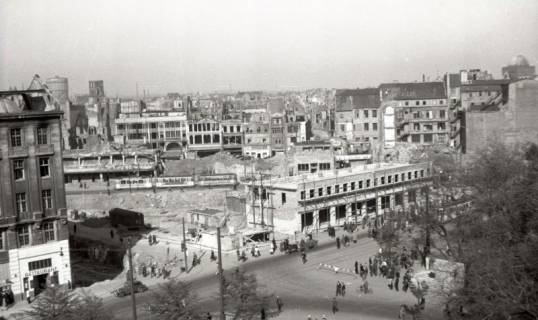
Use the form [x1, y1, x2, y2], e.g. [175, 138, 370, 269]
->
[379, 82, 446, 101]
[0, 89, 57, 114]
[335, 88, 380, 112]
[267, 162, 427, 189]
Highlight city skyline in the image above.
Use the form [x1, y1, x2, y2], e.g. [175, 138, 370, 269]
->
[1, 0, 537, 96]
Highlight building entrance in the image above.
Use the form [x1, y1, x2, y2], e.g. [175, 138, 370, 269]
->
[33, 274, 49, 296]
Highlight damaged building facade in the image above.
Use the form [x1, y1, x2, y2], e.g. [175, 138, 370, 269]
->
[0, 90, 72, 302]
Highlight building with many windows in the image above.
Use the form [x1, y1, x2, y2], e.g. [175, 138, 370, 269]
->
[335, 88, 381, 147]
[380, 82, 449, 146]
[245, 161, 431, 235]
[113, 112, 187, 150]
[0, 89, 71, 302]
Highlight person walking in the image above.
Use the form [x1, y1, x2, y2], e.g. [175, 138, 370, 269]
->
[255, 245, 261, 257]
[369, 257, 373, 276]
[354, 261, 359, 274]
[26, 290, 31, 304]
[395, 270, 400, 291]
[261, 307, 266, 320]
[332, 297, 338, 314]
[336, 237, 341, 249]
[341, 283, 346, 296]
[301, 251, 307, 264]
[276, 296, 283, 312]
[336, 281, 341, 296]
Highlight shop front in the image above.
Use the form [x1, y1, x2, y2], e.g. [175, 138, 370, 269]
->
[9, 239, 72, 301]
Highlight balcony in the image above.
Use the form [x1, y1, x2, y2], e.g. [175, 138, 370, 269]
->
[36, 144, 54, 155]
[8, 146, 29, 158]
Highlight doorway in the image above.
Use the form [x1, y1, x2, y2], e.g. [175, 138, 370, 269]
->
[33, 274, 48, 296]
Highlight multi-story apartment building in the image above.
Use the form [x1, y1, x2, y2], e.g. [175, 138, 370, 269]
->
[380, 82, 449, 145]
[245, 162, 431, 234]
[114, 112, 187, 150]
[221, 120, 243, 152]
[445, 69, 512, 153]
[0, 90, 72, 302]
[335, 88, 381, 148]
[186, 119, 222, 155]
[243, 111, 271, 158]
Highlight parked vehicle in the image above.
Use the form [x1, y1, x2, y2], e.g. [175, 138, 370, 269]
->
[113, 280, 148, 297]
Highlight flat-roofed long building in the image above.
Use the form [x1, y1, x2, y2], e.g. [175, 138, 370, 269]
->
[245, 162, 432, 235]
[0, 90, 72, 302]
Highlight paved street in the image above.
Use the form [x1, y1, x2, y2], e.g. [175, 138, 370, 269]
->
[104, 236, 444, 320]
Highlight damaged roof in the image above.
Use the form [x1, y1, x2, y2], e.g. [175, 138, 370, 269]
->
[379, 82, 447, 101]
[335, 88, 380, 112]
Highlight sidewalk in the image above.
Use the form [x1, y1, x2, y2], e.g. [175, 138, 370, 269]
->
[2, 226, 371, 319]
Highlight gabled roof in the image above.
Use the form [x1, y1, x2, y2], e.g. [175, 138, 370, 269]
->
[335, 88, 380, 112]
[379, 82, 446, 101]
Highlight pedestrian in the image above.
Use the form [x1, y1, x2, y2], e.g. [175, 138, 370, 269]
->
[148, 234, 152, 246]
[26, 290, 31, 304]
[332, 297, 338, 314]
[255, 245, 261, 257]
[152, 234, 157, 244]
[211, 250, 216, 261]
[395, 270, 400, 291]
[276, 296, 283, 312]
[251, 245, 256, 257]
[336, 281, 341, 296]
[192, 253, 198, 267]
[354, 261, 359, 274]
[398, 305, 406, 319]
[236, 248, 241, 261]
[301, 251, 307, 264]
[369, 257, 373, 276]
[336, 237, 341, 249]
[261, 307, 266, 320]
[341, 283, 346, 296]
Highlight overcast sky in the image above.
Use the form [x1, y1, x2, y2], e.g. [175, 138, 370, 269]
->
[1, 0, 537, 96]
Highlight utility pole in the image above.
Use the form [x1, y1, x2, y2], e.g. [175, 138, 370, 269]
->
[251, 167, 256, 226]
[217, 227, 225, 320]
[182, 217, 189, 273]
[374, 170, 379, 231]
[260, 172, 264, 227]
[127, 237, 137, 320]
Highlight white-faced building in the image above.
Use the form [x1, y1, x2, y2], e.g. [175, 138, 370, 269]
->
[245, 162, 432, 235]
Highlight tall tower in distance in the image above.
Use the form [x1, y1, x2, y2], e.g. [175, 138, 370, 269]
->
[89, 80, 105, 99]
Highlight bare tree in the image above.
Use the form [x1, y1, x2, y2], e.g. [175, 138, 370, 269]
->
[223, 268, 274, 320]
[146, 279, 203, 320]
[377, 142, 538, 319]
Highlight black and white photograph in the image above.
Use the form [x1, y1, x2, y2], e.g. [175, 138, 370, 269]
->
[0, 0, 537, 319]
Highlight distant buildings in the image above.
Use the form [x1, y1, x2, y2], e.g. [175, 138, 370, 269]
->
[502, 55, 536, 81]
[444, 59, 536, 154]
[380, 82, 449, 146]
[464, 79, 538, 154]
[0, 89, 72, 302]
[334, 88, 381, 147]
[89, 80, 105, 99]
